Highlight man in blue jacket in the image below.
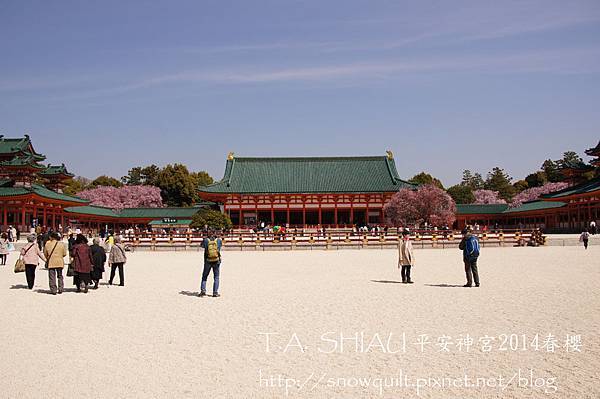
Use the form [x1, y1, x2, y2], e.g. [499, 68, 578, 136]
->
[200, 230, 223, 297]
[459, 227, 480, 287]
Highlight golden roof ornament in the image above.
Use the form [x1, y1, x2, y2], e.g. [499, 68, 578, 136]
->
[227, 152, 235, 160]
[386, 150, 394, 159]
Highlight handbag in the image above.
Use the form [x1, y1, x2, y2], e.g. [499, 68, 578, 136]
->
[67, 263, 75, 277]
[14, 258, 26, 273]
[14, 243, 34, 273]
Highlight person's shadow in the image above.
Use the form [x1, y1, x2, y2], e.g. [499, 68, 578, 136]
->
[179, 290, 199, 297]
[424, 284, 465, 288]
[34, 288, 78, 294]
[9, 284, 28, 289]
[371, 280, 403, 284]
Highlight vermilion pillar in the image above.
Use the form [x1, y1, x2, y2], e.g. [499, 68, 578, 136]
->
[302, 200, 306, 226]
[318, 197, 322, 225]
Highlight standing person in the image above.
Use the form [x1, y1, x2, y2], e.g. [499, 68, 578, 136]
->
[459, 227, 480, 288]
[590, 221, 597, 235]
[397, 229, 414, 284]
[44, 232, 67, 295]
[21, 234, 46, 289]
[108, 236, 127, 286]
[90, 238, 106, 289]
[580, 230, 590, 250]
[0, 233, 9, 266]
[199, 230, 222, 297]
[71, 234, 94, 293]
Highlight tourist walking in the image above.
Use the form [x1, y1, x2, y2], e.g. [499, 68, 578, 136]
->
[20, 234, 46, 289]
[71, 234, 94, 293]
[44, 232, 67, 295]
[199, 230, 222, 297]
[590, 221, 597, 235]
[90, 238, 106, 289]
[580, 230, 590, 250]
[398, 229, 414, 284]
[459, 227, 480, 287]
[108, 236, 127, 286]
[0, 233, 9, 266]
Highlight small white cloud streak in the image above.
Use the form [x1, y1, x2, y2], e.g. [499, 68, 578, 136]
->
[34, 46, 599, 104]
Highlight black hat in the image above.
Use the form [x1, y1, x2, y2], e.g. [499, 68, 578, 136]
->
[401, 228, 410, 236]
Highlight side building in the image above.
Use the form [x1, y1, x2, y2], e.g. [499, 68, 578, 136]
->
[198, 152, 416, 228]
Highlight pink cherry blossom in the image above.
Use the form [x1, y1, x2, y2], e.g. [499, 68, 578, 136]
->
[510, 182, 569, 208]
[473, 189, 507, 204]
[384, 184, 456, 227]
[77, 185, 163, 211]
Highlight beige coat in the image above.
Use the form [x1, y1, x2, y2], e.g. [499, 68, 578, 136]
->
[109, 243, 127, 264]
[398, 239, 414, 266]
[43, 239, 67, 269]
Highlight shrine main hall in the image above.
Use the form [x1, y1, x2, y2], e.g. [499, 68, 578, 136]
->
[198, 152, 416, 227]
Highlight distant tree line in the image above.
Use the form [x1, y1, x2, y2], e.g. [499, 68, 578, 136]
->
[409, 148, 597, 206]
[63, 164, 214, 207]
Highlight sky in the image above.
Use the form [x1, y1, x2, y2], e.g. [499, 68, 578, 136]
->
[1, 0, 599, 186]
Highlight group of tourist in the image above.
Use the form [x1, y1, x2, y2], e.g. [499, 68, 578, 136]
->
[10, 232, 127, 294]
[397, 226, 481, 287]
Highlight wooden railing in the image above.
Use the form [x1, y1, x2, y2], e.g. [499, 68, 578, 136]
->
[122, 229, 543, 251]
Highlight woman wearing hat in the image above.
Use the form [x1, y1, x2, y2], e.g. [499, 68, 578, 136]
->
[398, 229, 414, 284]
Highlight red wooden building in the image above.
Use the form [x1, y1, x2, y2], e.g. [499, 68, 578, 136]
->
[198, 152, 415, 227]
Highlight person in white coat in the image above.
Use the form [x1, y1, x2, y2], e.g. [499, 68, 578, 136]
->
[398, 229, 414, 284]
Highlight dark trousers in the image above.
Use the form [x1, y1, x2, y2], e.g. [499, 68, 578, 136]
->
[25, 264, 37, 289]
[464, 259, 479, 286]
[0, 254, 6, 265]
[109, 263, 124, 285]
[201, 262, 220, 294]
[401, 265, 412, 282]
[583, 239, 588, 249]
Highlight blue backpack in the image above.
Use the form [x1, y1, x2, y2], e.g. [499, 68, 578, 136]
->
[465, 236, 480, 260]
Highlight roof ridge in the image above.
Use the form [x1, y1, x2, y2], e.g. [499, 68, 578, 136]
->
[232, 155, 387, 161]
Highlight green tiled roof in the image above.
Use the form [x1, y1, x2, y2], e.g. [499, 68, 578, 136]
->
[64, 206, 120, 218]
[541, 177, 600, 199]
[456, 204, 509, 215]
[31, 184, 88, 203]
[200, 155, 415, 194]
[0, 186, 30, 197]
[504, 201, 566, 213]
[63, 206, 201, 219]
[148, 219, 192, 226]
[40, 164, 74, 177]
[0, 135, 44, 159]
[0, 184, 88, 203]
[585, 140, 600, 156]
[0, 154, 46, 169]
[118, 207, 200, 218]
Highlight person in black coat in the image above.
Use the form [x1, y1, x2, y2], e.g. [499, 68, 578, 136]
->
[90, 238, 107, 289]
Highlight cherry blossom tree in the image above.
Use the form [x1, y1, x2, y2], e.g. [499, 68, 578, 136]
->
[77, 185, 163, 211]
[384, 185, 456, 227]
[510, 182, 569, 208]
[473, 189, 507, 204]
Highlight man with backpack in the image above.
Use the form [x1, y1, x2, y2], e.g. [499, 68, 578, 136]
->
[459, 227, 480, 287]
[200, 230, 223, 297]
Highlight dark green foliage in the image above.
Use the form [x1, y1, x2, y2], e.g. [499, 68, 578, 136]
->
[484, 167, 515, 201]
[446, 184, 475, 204]
[190, 209, 232, 230]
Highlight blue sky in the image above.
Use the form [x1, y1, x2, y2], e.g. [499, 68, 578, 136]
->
[1, 0, 599, 186]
